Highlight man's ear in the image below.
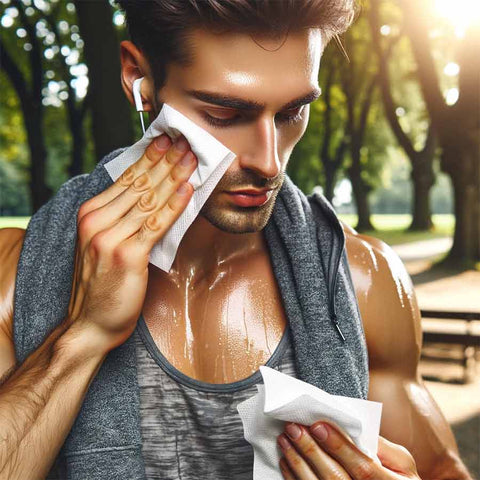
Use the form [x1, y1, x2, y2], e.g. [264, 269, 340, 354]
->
[119, 40, 155, 112]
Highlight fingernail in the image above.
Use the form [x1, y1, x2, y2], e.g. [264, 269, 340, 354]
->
[175, 136, 188, 152]
[277, 434, 292, 450]
[180, 152, 194, 166]
[285, 423, 302, 440]
[310, 423, 328, 442]
[155, 134, 170, 149]
[177, 183, 190, 195]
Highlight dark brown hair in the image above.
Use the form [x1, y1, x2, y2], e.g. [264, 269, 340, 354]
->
[116, 0, 356, 91]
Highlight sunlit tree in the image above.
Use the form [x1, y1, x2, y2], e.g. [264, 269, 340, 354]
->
[369, 0, 438, 232]
[0, 0, 133, 212]
[74, 0, 134, 161]
[338, 16, 381, 231]
[317, 46, 349, 204]
[400, 0, 480, 266]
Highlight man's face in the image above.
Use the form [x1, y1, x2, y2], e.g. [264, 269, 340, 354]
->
[151, 28, 322, 233]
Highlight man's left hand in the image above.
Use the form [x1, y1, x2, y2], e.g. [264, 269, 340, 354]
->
[278, 421, 421, 479]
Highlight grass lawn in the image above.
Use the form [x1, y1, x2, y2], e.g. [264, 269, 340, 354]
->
[0, 214, 454, 246]
[338, 214, 454, 245]
[0, 217, 31, 229]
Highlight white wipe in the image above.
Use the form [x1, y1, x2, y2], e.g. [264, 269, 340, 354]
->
[237, 366, 383, 479]
[103, 103, 236, 272]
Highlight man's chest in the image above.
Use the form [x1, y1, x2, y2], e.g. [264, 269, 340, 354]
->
[142, 254, 287, 383]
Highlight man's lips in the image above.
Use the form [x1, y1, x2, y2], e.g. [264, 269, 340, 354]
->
[224, 188, 275, 207]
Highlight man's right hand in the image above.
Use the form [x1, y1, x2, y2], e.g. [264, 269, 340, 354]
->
[64, 133, 197, 353]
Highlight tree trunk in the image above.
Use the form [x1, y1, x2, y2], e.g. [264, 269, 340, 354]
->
[323, 159, 337, 204]
[348, 149, 374, 232]
[408, 152, 435, 231]
[74, 0, 134, 161]
[409, 176, 433, 231]
[442, 144, 480, 266]
[350, 175, 374, 232]
[67, 105, 86, 178]
[23, 103, 53, 212]
[68, 119, 85, 178]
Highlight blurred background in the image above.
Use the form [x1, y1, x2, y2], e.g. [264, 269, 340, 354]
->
[0, 0, 479, 474]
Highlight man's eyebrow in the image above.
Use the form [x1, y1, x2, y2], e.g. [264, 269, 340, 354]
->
[184, 88, 321, 111]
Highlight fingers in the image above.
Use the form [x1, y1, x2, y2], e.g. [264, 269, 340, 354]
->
[280, 457, 297, 480]
[280, 424, 351, 479]
[278, 434, 318, 480]
[86, 182, 194, 273]
[90, 135, 190, 232]
[377, 436, 417, 474]
[98, 148, 197, 250]
[77, 135, 195, 249]
[110, 181, 194, 269]
[278, 424, 419, 480]
[305, 421, 380, 480]
[78, 134, 173, 221]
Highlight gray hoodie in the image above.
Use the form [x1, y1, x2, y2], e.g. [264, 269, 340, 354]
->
[13, 147, 369, 479]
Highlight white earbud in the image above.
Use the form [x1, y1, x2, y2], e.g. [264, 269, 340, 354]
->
[133, 77, 146, 134]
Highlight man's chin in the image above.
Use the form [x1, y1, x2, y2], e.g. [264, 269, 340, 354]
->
[199, 203, 275, 234]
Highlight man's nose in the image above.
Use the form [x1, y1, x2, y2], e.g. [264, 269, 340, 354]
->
[238, 116, 281, 179]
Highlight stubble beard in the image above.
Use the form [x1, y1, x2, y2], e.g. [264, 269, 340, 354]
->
[199, 172, 285, 234]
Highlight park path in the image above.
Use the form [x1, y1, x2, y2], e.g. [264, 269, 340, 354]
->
[392, 237, 453, 262]
[391, 236, 480, 311]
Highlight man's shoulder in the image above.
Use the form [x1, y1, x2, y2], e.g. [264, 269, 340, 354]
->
[0, 227, 26, 340]
[340, 220, 422, 372]
[0, 227, 26, 270]
[340, 219, 407, 280]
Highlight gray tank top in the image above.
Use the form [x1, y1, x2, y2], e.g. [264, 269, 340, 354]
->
[134, 313, 298, 479]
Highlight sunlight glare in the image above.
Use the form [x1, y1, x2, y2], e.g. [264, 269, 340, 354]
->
[444, 62, 460, 76]
[435, 0, 480, 33]
[445, 88, 459, 105]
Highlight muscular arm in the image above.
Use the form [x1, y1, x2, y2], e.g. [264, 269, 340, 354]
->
[0, 228, 108, 480]
[343, 222, 473, 480]
[0, 228, 24, 379]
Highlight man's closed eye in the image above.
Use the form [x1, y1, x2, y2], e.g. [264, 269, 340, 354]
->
[202, 106, 306, 128]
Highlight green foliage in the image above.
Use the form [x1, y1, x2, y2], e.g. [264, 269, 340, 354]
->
[288, 44, 351, 195]
[287, 102, 323, 195]
[357, 90, 394, 191]
[0, 64, 29, 169]
[43, 99, 72, 190]
[0, 0, 464, 222]
[370, 147, 411, 213]
[0, 160, 30, 215]
[370, 152, 453, 215]
[0, 73, 30, 214]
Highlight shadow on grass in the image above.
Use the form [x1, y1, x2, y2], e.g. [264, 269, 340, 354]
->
[411, 265, 464, 285]
[410, 250, 479, 286]
[410, 260, 465, 285]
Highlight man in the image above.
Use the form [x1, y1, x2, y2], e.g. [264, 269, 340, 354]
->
[0, 0, 473, 479]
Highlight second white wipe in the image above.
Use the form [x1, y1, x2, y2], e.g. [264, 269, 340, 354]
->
[237, 366, 383, 479]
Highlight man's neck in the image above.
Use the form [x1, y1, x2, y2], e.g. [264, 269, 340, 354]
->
[166, 214, 266, 278]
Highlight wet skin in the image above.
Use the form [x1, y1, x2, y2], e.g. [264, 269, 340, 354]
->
[121, 28, 321, 383]
[0, 27, 471, 480]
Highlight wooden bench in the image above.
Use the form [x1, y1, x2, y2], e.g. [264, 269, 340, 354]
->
[420, 310, 480, 383]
